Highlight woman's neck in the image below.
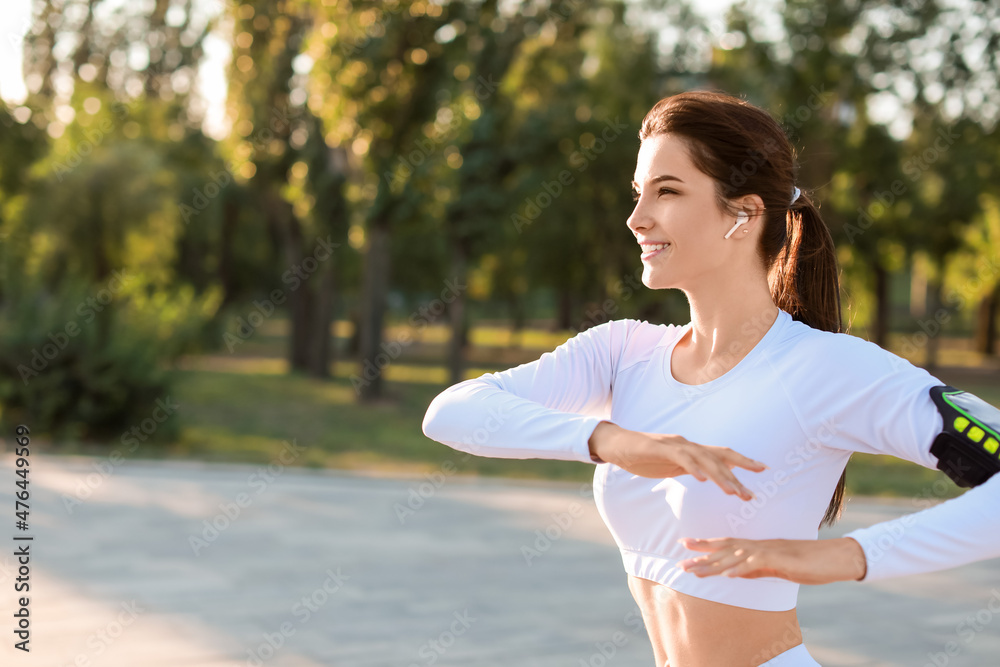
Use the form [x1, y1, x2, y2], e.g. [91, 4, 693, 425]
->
[676, 276, 779, 375]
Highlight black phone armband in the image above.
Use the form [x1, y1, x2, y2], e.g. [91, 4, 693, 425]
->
[929, 385, 1000, 488]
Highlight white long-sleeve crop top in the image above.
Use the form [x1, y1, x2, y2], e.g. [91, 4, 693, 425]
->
[841, 471, 1000, 582]
[421, 308, 990, 610]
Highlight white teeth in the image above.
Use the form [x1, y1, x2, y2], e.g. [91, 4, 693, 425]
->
[641, 243, 669, 252]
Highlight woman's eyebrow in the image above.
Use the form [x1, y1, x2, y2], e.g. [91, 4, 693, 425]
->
[631, 174, 685, 188]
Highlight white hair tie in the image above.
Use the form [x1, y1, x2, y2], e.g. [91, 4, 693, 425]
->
[790, 186, 801, 207]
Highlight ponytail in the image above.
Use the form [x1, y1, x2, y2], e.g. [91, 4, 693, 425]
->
[771, 192, 847, 528]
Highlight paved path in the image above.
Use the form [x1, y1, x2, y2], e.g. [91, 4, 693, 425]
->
[0, 453, 997, 667]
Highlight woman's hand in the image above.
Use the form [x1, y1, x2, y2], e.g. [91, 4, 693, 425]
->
[676, 536, 868, 585]
[588, 421, 767, 501]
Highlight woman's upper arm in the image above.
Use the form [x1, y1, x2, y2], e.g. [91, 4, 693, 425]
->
[481, 318, 636, 416]
[798, 335, 945, 469]
[421, 318, 647, 463]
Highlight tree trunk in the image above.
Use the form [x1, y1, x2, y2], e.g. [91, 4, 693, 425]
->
[909, 255, 927, 319]
[872, 260, 889, 347]
[974, 284, 1000, 357]
[358, 221, 391, 402]
[507, 292, 526, 349]
[262, 186, 320, 375]
[218, 195, 239, 309]
[347, 304, 362, 357]
[302, 263, 334, 378]
[924, 281, 941, 371]
[282, 211, 309, 372]
[447, 242, 469, 386]
[556, 285, 573, 332]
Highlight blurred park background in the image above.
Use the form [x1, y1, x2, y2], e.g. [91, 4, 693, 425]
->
[0, 0, 999, 499]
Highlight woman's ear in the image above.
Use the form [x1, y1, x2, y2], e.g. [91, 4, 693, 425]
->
[734, 194, 766, 222]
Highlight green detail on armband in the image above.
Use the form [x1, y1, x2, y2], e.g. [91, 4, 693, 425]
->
[930, 385, 1000, 488]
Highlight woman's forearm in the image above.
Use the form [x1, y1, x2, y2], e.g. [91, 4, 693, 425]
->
[843, 472, 1000, 581]
[679, 535, 867, 584]
[588, 420, 627, 464]
[680, 473, 1000, 584]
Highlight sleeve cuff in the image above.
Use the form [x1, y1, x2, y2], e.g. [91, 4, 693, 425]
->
[579, 416, 607, 465]
[841, 523, 899, 582]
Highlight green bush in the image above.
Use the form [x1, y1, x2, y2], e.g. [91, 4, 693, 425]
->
[0, 276, 222, 445]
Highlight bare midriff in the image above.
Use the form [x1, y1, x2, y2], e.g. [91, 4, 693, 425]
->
[627, 574, 803, 667]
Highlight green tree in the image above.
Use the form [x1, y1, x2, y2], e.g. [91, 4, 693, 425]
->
[225, 0, 350, 377]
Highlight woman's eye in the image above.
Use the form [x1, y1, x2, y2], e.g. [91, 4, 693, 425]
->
[632, 188, 675, 201]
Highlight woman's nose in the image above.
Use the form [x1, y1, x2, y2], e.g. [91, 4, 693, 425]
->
[627, 201, 650, 235]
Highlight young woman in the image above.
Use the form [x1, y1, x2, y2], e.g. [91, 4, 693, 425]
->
[421, 90, 996, 666]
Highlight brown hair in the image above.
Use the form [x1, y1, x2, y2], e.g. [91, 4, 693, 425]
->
[639, 90, 846, 528]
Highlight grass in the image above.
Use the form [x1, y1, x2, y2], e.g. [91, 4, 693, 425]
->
[164, 365, 594, 482]
[46, 320, 1000, 499]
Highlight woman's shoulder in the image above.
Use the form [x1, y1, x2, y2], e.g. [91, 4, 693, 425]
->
[775, 317, 929, 379]
[581, 317, 684, 342]
[578, 317, 685, 367]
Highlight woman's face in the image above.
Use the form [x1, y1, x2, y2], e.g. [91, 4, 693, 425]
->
[627, 133, 747, 291]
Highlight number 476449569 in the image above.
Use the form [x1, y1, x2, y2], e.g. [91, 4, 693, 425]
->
[14, 424, 30, 530]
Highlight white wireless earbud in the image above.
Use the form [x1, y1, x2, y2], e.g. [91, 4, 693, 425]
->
[724, 211, 749, 239]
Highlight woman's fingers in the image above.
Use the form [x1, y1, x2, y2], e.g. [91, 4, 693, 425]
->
[637, 436, 765, 501]
[689, 552, 749, 577]
[723, 448, 769, 472]
[698, 455, 755, 500]
[677, 443, 765, 500]
[676, 538, 768, 577]
[677, 542, 752, 576]
[718, 561, 766, 578]
[678, 537, 733, 553]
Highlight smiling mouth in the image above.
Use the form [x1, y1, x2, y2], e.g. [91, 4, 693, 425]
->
[640, 243, 670, 259]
